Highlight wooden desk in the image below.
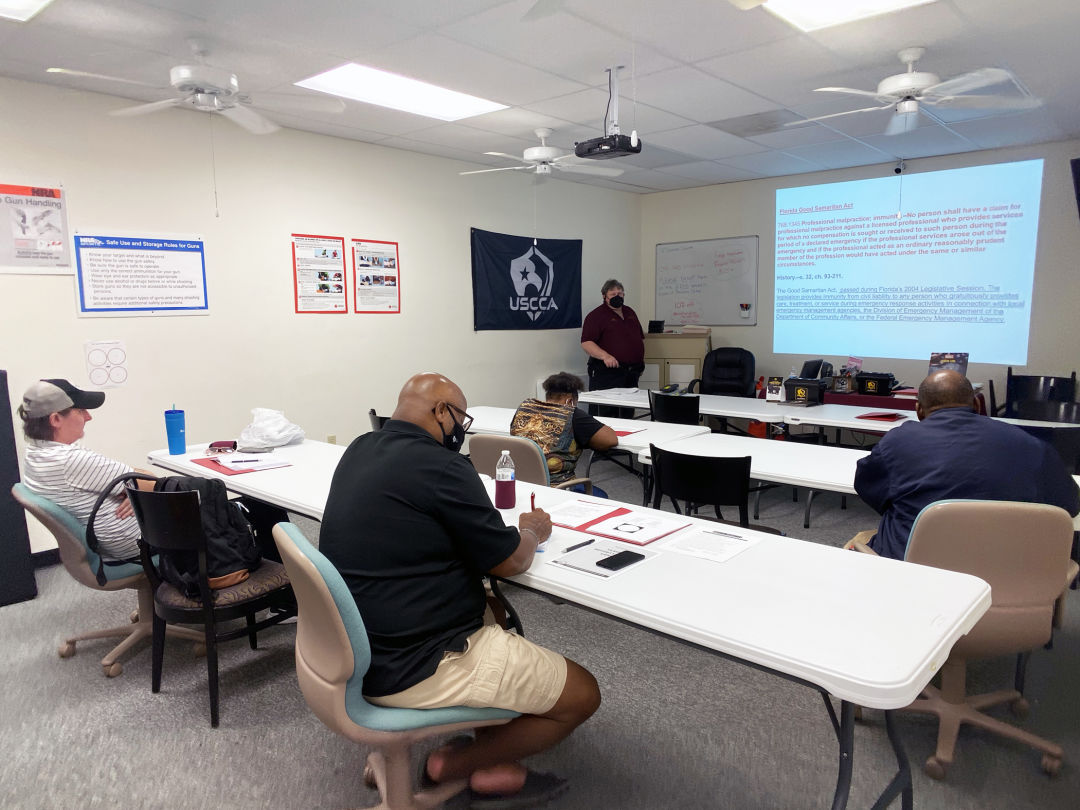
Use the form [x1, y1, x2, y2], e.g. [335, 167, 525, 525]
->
[495, 480, 991, 810]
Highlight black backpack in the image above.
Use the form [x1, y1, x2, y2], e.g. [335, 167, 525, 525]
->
[88, 474, 261, 597]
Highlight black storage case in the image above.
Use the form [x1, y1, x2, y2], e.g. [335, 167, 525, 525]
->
[856, 372, 896, 396]
[783, 378, 825, 406]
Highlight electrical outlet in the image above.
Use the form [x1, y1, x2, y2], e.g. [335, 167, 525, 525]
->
[327, 434, 336, 445]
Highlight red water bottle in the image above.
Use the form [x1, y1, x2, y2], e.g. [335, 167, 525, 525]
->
[494, 450, 516, 509]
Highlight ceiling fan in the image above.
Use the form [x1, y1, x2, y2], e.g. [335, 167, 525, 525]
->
[460, 128, 625, 178]
[47, 47, 345, 135]
[792, 47, 1042, 136]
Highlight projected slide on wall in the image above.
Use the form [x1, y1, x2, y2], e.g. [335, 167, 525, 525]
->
[773, 159, 1043, 365]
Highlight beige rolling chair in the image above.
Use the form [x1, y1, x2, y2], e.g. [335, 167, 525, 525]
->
[897, 500, 1078, 779]
[11, 482, 201, 677]
[272, 522, 517, 809]
[468, 434, 592, 494]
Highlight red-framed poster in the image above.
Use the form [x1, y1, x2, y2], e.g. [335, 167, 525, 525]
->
[292, 233, 347, 313]
[351, 238, 400, 314]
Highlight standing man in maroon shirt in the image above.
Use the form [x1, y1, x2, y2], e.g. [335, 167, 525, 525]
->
[580, 279, 645, 416]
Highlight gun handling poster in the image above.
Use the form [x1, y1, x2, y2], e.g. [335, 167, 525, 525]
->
[0, 183, 71, 274]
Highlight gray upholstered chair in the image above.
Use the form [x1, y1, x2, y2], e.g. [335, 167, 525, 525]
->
[468, 434, 592, 494]
[11, 482, 201, 677]
[272, 522, 517, 809]
[897, 499, 1078, 779]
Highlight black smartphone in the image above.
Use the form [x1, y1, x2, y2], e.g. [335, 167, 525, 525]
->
[596, 550, 645, 571]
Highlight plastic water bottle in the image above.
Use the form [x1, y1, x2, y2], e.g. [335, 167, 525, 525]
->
[494, 450, 516, 509]
[789, 365, 798, 378]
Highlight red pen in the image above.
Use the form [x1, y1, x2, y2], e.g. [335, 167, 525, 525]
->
[531, 492, 536, 511]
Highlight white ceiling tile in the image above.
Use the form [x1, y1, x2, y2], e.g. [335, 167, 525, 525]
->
[856, 125, 980, 161]
[359, 33, 586, 107]
[629, 66, 779, 122]
[647, 125, 764, 161]
[947, 110, 1070, 150]
[719, 151, 823, 177]
[655, 161, 755, 183]
[784, 138, 903, 169]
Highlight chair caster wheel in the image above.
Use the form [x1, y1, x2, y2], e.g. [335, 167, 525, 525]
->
[193, 643, 207, 657]
[130, 610, 140, 623]
[58, 642, 76, 659]
[924, 756, 948, 780]
[104, 662, 123, 677]
[1041, 754, 1061, 777]
[1010, 697, 1030, 719]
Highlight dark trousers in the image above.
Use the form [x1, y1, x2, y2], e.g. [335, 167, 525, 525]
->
[587, 359, 644, 418]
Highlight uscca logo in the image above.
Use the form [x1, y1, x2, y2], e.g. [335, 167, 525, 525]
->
[79, 237, 104, 246]
[509, 246, 558, 322]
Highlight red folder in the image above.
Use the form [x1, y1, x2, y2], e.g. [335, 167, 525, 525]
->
[855, 412, 906, 422]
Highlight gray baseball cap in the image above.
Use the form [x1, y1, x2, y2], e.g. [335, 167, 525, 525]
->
[21, 379, 105, 418]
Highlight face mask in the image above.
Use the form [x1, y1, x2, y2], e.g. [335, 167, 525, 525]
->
[437, 409, 465, 452]
[609, 295, 624, 308]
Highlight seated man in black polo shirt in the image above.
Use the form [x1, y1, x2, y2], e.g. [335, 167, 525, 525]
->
[320, 372, 600, 806]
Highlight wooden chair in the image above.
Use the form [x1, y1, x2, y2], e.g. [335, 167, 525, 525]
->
[897, 500, 1079, 779]
[11, 482, 202, 677]
[272, 522, 517, 810]
[127, 483, 296, 727]
[649, 444, 781, 534]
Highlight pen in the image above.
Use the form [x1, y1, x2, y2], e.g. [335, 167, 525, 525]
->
[705, 529, 746, 540]
[531, 492, 536, 511]
[225, 459, 266, 464]
[564, 538, 594, 553]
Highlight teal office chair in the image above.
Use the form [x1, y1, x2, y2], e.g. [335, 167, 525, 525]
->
[11, 482, 202, 677]
[272, 522, 518, 809]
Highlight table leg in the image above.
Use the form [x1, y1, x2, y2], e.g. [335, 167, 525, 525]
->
[829, 698, 854, 810]
[870, 710, 913, 810]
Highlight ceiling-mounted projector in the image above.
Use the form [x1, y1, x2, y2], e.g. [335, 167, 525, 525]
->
[575, 133, 641, 160]
[574, 66, 643, 161]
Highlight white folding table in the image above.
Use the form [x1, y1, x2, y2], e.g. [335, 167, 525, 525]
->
[493, 481, 991, 810]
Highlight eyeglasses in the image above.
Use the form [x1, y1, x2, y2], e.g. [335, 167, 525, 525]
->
[205, 441, 237, 455]
[443, 402, 474, 433]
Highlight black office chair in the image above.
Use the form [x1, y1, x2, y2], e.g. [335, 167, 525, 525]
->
[648, 390, 700, 425]
[687, 347, 756, 397]
[990, 369, 1077, 417]
[126, 481, 295, 727]
[649, 444, 781, 534]
[368, 408, 389, 431]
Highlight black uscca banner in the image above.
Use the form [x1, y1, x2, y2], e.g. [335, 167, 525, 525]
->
[471, 227, 582, 331]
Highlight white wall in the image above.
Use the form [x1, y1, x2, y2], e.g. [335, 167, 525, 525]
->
[639, 138, 1080, 393]
[0, 77, 640, 551]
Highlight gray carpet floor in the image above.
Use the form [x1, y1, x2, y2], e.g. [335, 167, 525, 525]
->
[2, 459, 1078, 809]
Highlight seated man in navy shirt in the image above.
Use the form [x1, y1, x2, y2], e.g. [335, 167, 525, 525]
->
[851, 369, 1079, 560]
[320, 372, 600, 806]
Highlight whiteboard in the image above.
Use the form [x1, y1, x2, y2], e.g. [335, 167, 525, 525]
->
[655, 236, 758, 326]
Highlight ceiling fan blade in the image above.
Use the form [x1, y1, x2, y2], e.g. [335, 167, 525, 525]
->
[552, 163, 624, 177]
[523, 0, 563, 21]
[884, 110, 920, 136]
[46, 67, 161, 88]
[814, 86, 887, 101]
[482, 151, 525, 161]
[109, 98, 183, 117]
[924, 93, 1042, 111]
[785, 104, 893, 126]
[246, 93, 346, 115]
[922, 68, 1015, 99]
[459, 166, 531, 176]
[219, 104, 280, 135]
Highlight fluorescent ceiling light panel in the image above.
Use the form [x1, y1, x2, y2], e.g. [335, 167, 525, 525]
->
[763, 0, 937, 32]
[0, 0, 56, 21]
[295, 63, 507, 122]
